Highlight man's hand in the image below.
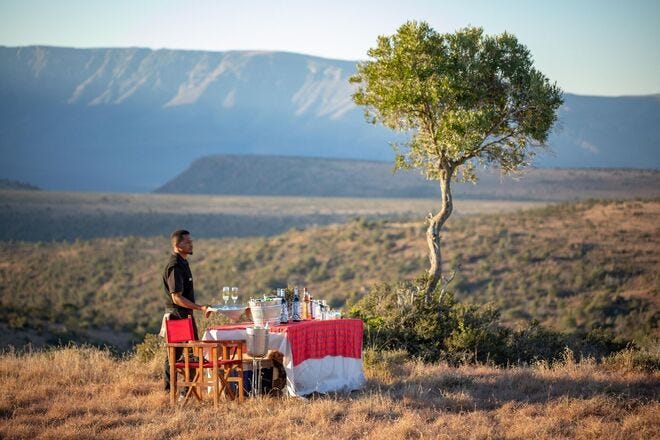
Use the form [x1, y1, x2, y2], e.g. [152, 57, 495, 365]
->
[202, 305, 213, 318]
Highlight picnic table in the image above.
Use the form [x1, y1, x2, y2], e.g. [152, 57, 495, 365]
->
[203, 319, 365, 396]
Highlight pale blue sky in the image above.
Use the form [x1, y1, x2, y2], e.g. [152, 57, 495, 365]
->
[1, 0, 658, 96]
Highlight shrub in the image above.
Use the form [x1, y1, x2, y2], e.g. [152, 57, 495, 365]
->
[506, 320, 568, 364]
[603, 346, 660, 373]
[350, 275, 633, 366]
[445, 303, 510, 365]
[350, 275, 474, 362]
[134, 332, 163, 363]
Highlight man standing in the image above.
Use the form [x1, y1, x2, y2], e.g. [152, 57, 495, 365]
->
[162, 229, 211, 392]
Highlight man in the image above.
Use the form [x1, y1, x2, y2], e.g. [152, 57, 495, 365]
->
[162, 229, 212, 392]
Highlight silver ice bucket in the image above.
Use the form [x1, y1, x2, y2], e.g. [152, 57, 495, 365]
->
[246, 326, 269, 357]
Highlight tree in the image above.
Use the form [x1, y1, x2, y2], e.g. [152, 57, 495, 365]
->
[350, 22, 563, 296]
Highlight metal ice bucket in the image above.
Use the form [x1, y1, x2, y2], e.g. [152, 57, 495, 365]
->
[249, 299, 282, 327]
[246, 326, 269, 357]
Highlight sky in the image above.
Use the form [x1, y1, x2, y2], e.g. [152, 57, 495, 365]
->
[1, 0, 658, 97]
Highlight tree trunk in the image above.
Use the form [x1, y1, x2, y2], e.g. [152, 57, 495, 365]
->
[425, 168, 453, 297]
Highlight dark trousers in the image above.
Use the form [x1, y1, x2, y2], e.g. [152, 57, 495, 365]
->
[164, 347, 183, 392]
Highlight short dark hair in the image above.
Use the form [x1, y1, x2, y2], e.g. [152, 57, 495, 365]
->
[170, 229, 190, 247]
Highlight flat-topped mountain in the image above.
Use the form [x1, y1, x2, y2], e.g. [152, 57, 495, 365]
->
[155, 154, 660, 200]
[1, 46, 658, 192]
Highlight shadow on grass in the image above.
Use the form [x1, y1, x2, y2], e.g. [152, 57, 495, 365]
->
[303, 367, 659, 413]
[358, 368, 660, 412]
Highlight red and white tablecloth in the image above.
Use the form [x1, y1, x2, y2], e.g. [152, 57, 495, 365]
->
[203, 319, 365, 396]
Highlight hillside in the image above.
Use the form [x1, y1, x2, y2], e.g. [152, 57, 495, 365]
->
[0, 199, 657, 351]
[1, 46, 659, 192]
[156, 154, 660, 199]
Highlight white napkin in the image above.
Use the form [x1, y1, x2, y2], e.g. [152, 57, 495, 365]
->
[158, 312, 172, 338]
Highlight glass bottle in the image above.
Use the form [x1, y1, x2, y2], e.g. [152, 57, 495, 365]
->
[302, 287, 309, 320]
[279, 288, 289, 324]
[292, 287, 301, 322]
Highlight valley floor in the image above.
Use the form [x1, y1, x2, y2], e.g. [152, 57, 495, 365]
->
[0, 347, 658, 439]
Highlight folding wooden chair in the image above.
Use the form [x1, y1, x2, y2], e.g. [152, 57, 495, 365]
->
[212, 339, 244, 403]
[165, 317, 243, 405]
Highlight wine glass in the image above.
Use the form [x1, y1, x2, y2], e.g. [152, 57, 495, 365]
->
[231, 287, 239, 304]
[222, 286, 230, 306]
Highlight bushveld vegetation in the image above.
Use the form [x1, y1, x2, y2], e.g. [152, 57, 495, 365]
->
[349, 276, 655, 367]
[0, 198, 657, 352]
[0, 197, 657, 439]
[0, 344, 658, 439]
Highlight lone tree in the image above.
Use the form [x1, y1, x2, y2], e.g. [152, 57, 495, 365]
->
[351, 22, 563, 296]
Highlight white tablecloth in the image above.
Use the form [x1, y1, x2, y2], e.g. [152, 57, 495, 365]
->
[203, 324, 364, 396]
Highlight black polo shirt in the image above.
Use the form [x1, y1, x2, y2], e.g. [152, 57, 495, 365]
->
[162, 253, 195, 318]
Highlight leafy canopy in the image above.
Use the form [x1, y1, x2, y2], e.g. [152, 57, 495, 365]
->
[350, 22, 563, 182]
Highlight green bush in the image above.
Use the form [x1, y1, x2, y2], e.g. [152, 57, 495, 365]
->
[134, 333, 164, 363]
[603, 346, 660, 373]
[506, 320, 568, 364]
[444, 303, 510, 365]
[350, 275, 458, 362]
[350, 275, 634, 366]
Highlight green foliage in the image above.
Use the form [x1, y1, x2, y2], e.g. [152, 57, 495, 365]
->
[506, 320, 571, 364]
[351, 21, 563, 182]
[603, 346, 660, 373]
[444, 303, 511, 364]
[0, 199, 657, 352]
[351, 276, 636, 366]
[134, 332, 164, 363]
[351, 21, 564, 293]
[351, 275, 456, 362]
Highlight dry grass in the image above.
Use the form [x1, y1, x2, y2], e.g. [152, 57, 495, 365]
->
[0, 347, 657, 439]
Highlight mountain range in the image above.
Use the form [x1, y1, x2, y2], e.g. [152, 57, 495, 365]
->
[1, 46, 659, 192]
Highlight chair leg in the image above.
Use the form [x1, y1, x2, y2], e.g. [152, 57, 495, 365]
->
[169, 347, 177, 406]
[224, 367, 243, 403]
[218, 373, 234, 400]
[213, 361, 219, 406]
[236, 371, 244, 403]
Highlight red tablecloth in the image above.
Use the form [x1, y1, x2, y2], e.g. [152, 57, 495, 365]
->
[207, 319, 363, 366]
[270, 319, 363, 366]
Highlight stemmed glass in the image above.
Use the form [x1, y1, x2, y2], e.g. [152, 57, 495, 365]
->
[222, 286, 230, 306]
[231, 287, 239, 305]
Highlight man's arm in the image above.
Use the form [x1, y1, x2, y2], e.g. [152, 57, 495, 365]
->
[171, 293, 211, 317]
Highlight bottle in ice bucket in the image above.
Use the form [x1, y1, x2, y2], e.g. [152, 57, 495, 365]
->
[310, 291, 315, 319]
[301, 287, 309, 320]
[319, 299, 327, 320]
[307, 288, 314, 319]
[292, 287, 301, 322]
[278, 288, 289, 324]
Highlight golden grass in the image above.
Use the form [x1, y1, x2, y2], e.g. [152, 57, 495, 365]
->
[0, 347, 657, 439]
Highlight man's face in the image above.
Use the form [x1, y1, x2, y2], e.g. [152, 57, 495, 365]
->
[176, 234, 194, 256]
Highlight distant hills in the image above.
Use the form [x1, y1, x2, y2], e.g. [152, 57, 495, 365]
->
[1, 46, 659, 192]
[156, 154, 660, 200]
[0, 178, 39, 191]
